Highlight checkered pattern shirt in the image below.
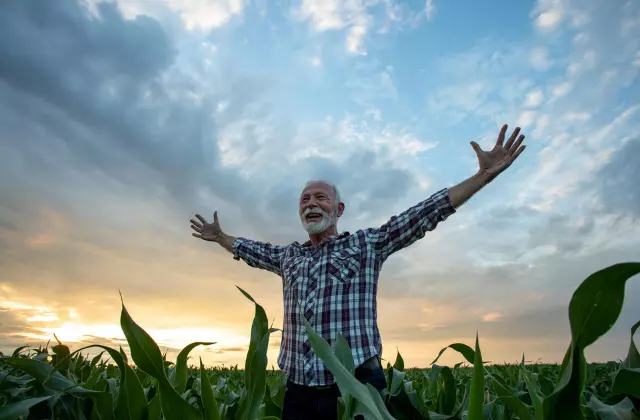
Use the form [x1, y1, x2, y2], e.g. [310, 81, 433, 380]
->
[232, 188, 456, 386]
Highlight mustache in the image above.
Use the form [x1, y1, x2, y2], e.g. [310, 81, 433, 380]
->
[301, 207, 331, 218]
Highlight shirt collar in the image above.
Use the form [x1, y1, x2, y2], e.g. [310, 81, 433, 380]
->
[299, 231, 351, 248]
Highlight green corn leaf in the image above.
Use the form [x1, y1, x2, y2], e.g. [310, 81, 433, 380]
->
[612, 368, 640, 398]
[468, 333, 485, 420]
[622, 320, 640, 369]
[236, 285, 269, 391]
[120, 295, 202, 420]
[171, 342, 215, 394]
[520, 365, 543, 420]
[4, 356, 113, 418]
[589, 395, 640, 420]
[235, 328, 275, 420]
[430, 343, 475, 366]
[199, 358, 221, 420]
[393, 350, 405, 372]
[541, 344, 586, 420]
[0, 396, 53, 420]
[263, 383, 283, 419]
[334, 332, 356, 375]
[82, 345, 148, 420]
[50, 343, 147, 420]
[437, 366, 456, 415]
[569, 263, 640, 349]
[148, 393, 162, 420]
[301, 315, 395, 420]
[234, 286, 278, 420]
[490, 374, 532, 420]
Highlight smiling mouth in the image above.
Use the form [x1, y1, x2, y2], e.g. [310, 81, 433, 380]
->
[306, 214, 323, 222]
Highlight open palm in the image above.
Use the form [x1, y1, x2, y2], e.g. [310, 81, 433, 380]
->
[471, 124, 526, 181]
[190, 211, 223, 242]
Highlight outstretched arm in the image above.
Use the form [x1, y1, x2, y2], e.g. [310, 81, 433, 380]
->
[190, 212, 286, 275]
[449, 124, 526, 208]
[367, 124, 527, 261]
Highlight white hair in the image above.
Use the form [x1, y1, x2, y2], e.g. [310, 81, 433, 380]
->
[304, 180, 342, 207]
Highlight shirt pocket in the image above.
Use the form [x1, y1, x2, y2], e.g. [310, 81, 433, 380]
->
[328, 247, 362, 283]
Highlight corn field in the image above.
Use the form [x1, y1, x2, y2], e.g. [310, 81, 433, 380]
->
[1, 262, 639, 419]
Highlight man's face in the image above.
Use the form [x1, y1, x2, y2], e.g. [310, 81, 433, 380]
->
[299, 182, 342, 235]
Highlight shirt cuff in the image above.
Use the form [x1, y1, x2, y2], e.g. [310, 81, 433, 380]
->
[232, 237, 248, 261]
[435, 188, 456, 219]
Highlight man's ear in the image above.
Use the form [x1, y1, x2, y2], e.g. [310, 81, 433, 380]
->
[337, 202, 345, 217]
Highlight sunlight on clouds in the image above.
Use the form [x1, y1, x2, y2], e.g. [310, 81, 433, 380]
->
[110, 0, 244, 31]
[295, 0, 371, 54]
[482, 312, 503, 322]
[533, 0, 564, 31]
[296, 0, 346, 31]
[27, 314, 60, 323]
[536, 10, 563, 31]
[347, 24, 369, 55]
[39, 323, 247, 351]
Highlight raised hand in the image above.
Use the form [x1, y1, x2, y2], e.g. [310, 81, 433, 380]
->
[191, 211, 224, 242]
[470, 124, 527, 182]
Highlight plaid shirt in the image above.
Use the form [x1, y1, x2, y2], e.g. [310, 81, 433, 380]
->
[232, 188, 456, 386]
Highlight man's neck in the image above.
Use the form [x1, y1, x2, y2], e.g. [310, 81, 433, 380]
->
[308, 227, 339, 246]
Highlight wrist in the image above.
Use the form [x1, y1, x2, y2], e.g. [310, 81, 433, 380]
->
[475, 170, 493, 185]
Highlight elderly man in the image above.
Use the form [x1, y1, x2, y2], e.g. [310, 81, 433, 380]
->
[191, 124, 526, 419]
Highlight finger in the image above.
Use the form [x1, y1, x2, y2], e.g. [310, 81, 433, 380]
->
[509, 145, 526, 162]
[190, 218, 203, 228]
[509, 134, 525, 154]
[191, 224, 202, 233]
[192, 232, 203, 239]
[496, 124, 508, 146]
[470, 141, 482, 155]
[213, 211, 219, 226]
[195, 214, 208, 224]
[505, 127, 521, 150]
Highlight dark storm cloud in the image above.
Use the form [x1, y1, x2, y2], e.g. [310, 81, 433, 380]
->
[0, 0, 418, 251]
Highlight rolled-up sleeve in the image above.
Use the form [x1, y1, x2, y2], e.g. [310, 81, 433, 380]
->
[365, 188, 456, 263]
[232, 237, 288, 276]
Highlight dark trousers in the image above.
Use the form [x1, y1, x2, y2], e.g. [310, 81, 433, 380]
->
[282, 359, 387, 420]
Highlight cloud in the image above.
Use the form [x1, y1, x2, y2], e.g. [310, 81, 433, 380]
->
[295, 0, 370, 53]
[593, 137, 640, 219]
[524, 88, 545, 107]
[535, 9, 563, 31]
[87, 0, 245, 31]
[1, 0, 639, 368]
[294, 0, 429, 54]
[482, 312, 503, 322]
[529, 47, 552, 70]
[425, 0, 435, 21]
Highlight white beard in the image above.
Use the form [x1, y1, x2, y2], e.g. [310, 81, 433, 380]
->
[301, 207, 338, 235]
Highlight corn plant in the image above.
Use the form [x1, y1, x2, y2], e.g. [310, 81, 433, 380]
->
[0, 262, 638, 419]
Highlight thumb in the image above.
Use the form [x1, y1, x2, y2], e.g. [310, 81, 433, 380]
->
[213, 211, 219, 225]
[470, 141, 482, 155]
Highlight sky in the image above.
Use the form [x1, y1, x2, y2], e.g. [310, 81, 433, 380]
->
[0, 0, 639, 369]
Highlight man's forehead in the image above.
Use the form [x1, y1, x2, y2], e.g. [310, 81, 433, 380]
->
[301, 181, 333, 196]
